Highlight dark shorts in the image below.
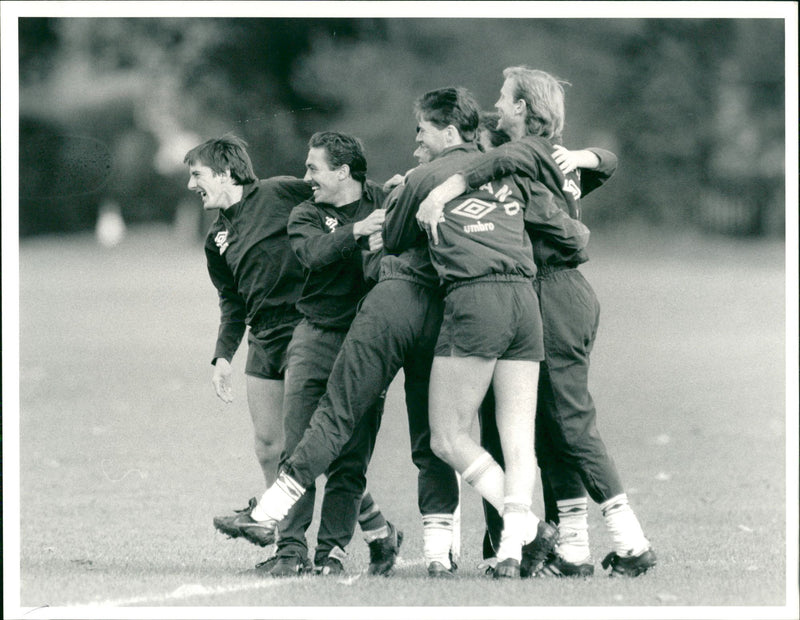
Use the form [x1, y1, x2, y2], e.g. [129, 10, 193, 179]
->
[245, 317, 302, 380]
[435, 280, 544, 361]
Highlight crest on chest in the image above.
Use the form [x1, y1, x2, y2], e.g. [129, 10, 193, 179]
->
[215, 230, 230, 254]
[324, 216, 339, 232]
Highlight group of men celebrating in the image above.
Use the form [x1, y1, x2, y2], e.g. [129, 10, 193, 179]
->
[184, 65, 657, 580]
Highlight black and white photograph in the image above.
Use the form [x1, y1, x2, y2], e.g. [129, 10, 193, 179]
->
[2, 2, 798, 619]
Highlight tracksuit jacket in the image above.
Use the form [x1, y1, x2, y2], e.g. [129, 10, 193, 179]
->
[386, 142, 590, 284]
[460, 136, 616, 270]
[204, 176, 312, 364]
[287, 180, 386, 331]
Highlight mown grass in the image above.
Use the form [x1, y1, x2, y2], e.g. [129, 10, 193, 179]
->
[10, 225, 795, 618]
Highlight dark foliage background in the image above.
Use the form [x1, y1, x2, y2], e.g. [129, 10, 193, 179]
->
[18, 17, 786, 237]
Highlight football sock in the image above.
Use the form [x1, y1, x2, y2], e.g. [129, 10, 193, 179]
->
[422, 513, 454, 569]
[251, 471, 305, 522]
[524, 509, 542, 545]
[555, 497, 591, 563]
[600, 493, 650, 556]
[359, 491, 390, 543]
[496, 497, 530, 563]
[462, 451, 505, 511]
[462, 452, 541, 545]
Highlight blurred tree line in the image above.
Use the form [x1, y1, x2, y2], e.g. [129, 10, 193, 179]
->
[18, 17, 785, 238]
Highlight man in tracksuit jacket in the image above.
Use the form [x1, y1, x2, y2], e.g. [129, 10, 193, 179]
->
[255, 131, 394, 577]
[186, 135, 311, 539]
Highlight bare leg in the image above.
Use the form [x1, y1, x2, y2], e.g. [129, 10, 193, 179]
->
[246, 375, 285, 487]
[428, 356, 496, 473]
[492, 359, 539, 503]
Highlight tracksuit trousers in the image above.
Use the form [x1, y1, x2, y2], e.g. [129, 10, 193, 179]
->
[278, 319, 382, 564]
[284, 277, 460, 518]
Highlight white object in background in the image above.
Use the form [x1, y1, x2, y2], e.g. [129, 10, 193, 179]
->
[96, 201, 126, 247]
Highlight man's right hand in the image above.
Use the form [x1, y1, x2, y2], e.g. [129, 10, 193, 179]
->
[353, 208, 386, 238]
[383, 173, 405, 193]
[212, 358, 234, 403]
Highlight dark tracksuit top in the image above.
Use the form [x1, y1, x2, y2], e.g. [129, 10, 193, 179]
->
[459, 136, 615, 271]
[204, 176, 312, 364]
[287, 179, 385, 331]
[385, 143, 484, 257]
[387, 143, 590, 285]
[378, 181, 440, 289]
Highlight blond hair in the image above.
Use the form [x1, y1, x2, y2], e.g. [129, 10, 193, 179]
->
[502, 66, 569, 141]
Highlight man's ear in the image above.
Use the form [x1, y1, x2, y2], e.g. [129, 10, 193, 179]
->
[444, 124, 460, 145]
[338, 164, 350, 180]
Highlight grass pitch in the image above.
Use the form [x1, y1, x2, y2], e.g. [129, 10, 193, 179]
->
[9, 225, 795, 619]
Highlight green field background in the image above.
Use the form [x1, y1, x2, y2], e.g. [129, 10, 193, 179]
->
[12, 225, 791, 615]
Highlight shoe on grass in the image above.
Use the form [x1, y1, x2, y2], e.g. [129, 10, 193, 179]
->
[520, 521, 559, 578]
[228, 504, 278, 548]
[493, 557, 520, 579]
[601, 547, 657, 577]
[367, 521, 403, 576]
[213, 497, 265, 543]
[536, 553, 595, 578]
[315, 557, 345, 576]
[315, 546, 347, 576]
[477, 558, 497, 577]
[263, 554, 311, 577]
[427, 560, 456, 578]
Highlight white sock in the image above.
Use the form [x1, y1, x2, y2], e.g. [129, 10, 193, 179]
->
[462, 453, 541, 545]
[462, 451, 505, 511]
[422, 513, 454, 568]
[496, 497, 530, 562]
[251, 471, 305, 522]
[600, 493, 650, 556]
[362, 523, 390, 543]
[523, 510, 541, 545]
[555, 497, 591, 563]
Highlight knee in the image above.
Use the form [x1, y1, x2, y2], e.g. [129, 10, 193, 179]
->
[254, 433, 283, 463]
[429, 430, 456, 465]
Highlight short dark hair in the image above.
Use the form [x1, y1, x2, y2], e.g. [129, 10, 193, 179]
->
[479, 111, 511, 149]
[413, 87, 480, 143]
[307, 131, 367, 184]
[183, 134, 257, 185]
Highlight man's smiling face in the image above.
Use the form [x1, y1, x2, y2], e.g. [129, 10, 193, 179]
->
[187, 163, 231, 210]
[303, 146, 342, 205]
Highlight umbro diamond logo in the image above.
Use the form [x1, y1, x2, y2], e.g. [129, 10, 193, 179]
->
[451, 198, 496, 220]
[215, 230, 230, 255]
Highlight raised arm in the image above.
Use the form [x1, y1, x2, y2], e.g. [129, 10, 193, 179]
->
[552, 146, 618, 197]
[287, 203, 363, 271]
